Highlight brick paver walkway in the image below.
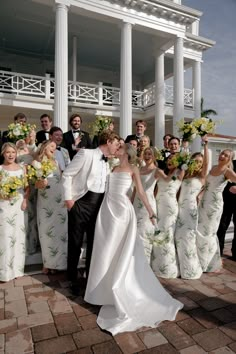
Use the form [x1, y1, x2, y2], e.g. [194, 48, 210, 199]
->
[0, 243, 235, 354]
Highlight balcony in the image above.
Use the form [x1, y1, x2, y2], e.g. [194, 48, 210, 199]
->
[0, 70, 193, 110]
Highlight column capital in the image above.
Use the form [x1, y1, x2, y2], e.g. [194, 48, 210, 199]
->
[122, 19, 135, 25]
[55, 0, 70, 8]
[152, 48, 165, 57]
[118, 20, 135, 29]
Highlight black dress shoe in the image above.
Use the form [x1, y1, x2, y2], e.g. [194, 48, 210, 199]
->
[70, 282, 80, 296]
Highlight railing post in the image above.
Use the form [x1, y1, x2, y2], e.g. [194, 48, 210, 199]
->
[98, 82, 103, 105]
[45, 73, 51, 99]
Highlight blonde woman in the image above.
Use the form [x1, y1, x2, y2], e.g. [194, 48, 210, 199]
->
[85, 143, 183, 335]
[34, 140, 68, 274]
[137, 135, 150, 166]
[196, 149, 236, 272]
[16, 137, 39, 256]
[0, 143, 29, 281]
[133, 147, 158, 263]
[175, 138, 209, 279]
[152, 154, 185, 278]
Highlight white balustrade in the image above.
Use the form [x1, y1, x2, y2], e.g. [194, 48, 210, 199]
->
[0, 70, 193, 108]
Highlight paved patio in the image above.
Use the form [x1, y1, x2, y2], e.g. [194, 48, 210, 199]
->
[0, 243, 235, 354]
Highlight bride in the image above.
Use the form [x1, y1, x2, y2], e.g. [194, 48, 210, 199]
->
[84, 143, 183, 335]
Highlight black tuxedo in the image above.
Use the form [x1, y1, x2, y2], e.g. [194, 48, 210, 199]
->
[36, 130, 49, 145]
[1, 130, 11, 144]
[63, 130, 92, 160]
[157, 149, 170, 170]
[217, 160, 236, 259]
[125, 134, 141, 143]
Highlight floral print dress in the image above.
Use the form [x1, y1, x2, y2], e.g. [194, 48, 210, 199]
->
[196, 173, 227, 272]
[133, 169, 157, 264]
[175, 178, 203, 279]
[17, 154, 39, 255]
[152, 178, 181, 278]
[37, 163, 68, 270]
[0, 167, 27, 281]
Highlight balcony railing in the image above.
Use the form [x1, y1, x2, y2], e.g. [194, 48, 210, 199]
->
[0, 70, 193, 108]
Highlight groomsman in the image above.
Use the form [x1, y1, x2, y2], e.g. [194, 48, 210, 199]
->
[62, 130, 120, 296]
[49, 126, 70, 172]
[168, 136, 181, 155]
[157, 134, 173, 170]
[217, 159, 236, 260]
[125, 120, 147, 144]
[36, 114, 53, 145]
[63, 113, 92, 160]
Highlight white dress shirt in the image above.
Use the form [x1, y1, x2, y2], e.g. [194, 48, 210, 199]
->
[89, 149, 107, 193]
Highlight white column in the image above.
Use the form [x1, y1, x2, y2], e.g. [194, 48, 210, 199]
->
[191, 60, 202, 152]
[72, 36, 77, 82]
[120, 21, 132, 139]
[154, 50, 165, 147]
[173, 36, 184, 136]
[54, 1, 69, 132]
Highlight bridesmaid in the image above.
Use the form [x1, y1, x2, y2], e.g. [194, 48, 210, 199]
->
[175, 137, 209, 279]
[0, 143, 29, 282]
[152, 154, 184, 278]
[133, 147, 157, 263]
[34, 141, 68, 274]
[137, 135, 150, 166]
[133, 147, 174, 265]
[196, 148, 236, 272]
[16, 133, 39, 255]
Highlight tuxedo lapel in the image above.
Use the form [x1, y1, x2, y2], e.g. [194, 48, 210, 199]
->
[68, 131, 75, 144]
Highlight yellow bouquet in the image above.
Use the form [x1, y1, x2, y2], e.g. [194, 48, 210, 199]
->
[192, 117, 216, 137]
[7, 123, 36, 142]
[0, 170, 25, 204]
[90, 115, 112, 135]
[176, 119, 198, 142]
[153, 147, 164, 161]
[168, 152, 191, 171]
[27, 157, 56, 184]
[186, 159, 200, 175]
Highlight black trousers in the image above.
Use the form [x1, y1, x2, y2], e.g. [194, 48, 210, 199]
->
[67, 191, 104, 283]
[217, 198, 236, 258]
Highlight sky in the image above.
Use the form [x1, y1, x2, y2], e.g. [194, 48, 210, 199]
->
[182, 0, 236, 136]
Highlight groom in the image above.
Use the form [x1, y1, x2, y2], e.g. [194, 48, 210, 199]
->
[62, 130, 120, 296]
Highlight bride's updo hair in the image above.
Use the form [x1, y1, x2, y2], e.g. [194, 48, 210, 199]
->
[125, 143, 137, 165]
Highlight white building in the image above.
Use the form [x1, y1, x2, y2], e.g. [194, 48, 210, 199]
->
[0, 0, 215, 145]
[208, 134, 236, 166]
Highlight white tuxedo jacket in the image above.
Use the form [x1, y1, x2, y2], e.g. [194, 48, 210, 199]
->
[62, 148, 108, 201]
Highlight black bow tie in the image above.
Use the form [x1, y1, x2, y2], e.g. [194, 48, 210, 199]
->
[101, 154, 108, 162]
[73, 130, 80, 133]
[56, 146, 61, 151]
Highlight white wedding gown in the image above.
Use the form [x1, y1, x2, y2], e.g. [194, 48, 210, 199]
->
[85, 172, 183, 335]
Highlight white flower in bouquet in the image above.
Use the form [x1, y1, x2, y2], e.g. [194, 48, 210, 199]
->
[31, 160, 42, 169]
[181, 164, 188, 171]
[35, 169, 43, 178]
[13, 127, 21, 136]
[200, 124, 207, 132]
[8, 122, 36, 142]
